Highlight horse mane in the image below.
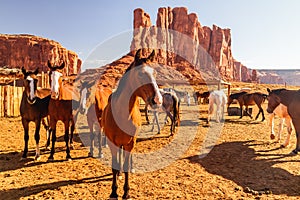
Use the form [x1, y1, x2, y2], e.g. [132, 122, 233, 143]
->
[272, 88, 287, 95]
[229, 91, 248, 99]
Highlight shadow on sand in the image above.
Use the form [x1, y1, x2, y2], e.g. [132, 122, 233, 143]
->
[186, 140, 300, 196]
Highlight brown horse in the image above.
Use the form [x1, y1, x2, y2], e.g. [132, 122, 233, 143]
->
[227, 91, 267, 121]
[79, 81, 112, 158]
[267, 88, 300, 154]
[193, 91, 210, 104]
[101, 49, 162, 199]
[47, 61, 79, 161]
[20, 68, 51, 160]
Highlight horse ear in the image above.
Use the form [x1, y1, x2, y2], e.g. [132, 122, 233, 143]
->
[267, 88, 271, 93]
[34, 68, 39, 75]
[21, 67, 26, 75]
[147, 50, 155, 62]
[47, 60, 53, 69]
[135, 49, 142, 61]
[58, 62, 65, 70]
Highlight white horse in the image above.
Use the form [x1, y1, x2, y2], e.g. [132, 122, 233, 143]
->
[269, 103, 293, 147]
[207, 90, 227, 123]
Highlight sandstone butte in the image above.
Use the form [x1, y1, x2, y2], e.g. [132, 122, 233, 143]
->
[0, 34, 81, 75]
[130, 7, 257, 83]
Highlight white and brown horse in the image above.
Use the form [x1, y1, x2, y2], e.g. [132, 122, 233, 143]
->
[267, 88, 300, 154]
[269, 103, 293, 148]
[47, 61, 79, 161]
[101, 49, 162, 199]
[20, 68, 51, 160]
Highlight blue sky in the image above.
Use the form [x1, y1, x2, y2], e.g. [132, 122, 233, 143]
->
[1, 0, 300, 70]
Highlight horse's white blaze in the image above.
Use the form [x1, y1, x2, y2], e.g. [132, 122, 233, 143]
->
[50, 71, 62, 99]
[80, 88, 87, 110]
[26, 76, 36, 100]
[145, 66, 162, 105]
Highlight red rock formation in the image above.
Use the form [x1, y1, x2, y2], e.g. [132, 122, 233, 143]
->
[0, 34, 81, 75]
[131, 7, 235, 81]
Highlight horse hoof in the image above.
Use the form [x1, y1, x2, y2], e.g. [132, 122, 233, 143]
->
[34, 155, 41, 161]
[118, 174, 123, 180]
[280, 144, 287, 148]
[88, 152, 93, 157]
[270, 134, 275, 140]
[98, 153, 104, 159]
[66, 156, 72, 161]
[156, 131, 160, 135]
[20, 157, 26, 162]
[291, 149, 299, 155]
[130, 168, 135, 173]
[47, 158, 54, 162]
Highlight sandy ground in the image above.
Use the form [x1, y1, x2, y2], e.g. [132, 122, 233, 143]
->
[0, 99, 300, 200]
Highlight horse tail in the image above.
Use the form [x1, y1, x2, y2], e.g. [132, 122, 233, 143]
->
[172, 95, 180, 126]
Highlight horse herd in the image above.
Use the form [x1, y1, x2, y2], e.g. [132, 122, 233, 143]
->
[18, 49, 300, 199]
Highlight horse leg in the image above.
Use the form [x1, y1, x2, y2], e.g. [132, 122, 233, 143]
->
[145, 104, 150, 125]
[64, 120, 72, 160]
[70, 118, 75, 150]
[48, 120, 57, 161]
[34, 119, 41, 161]
[291, 120, 300, 154]
[239, 103, 243, 119]
[282, 118, 292, 148]
[109, 145, 119, 199]
[21, 118, 29, 160]
[245, 106, 253, 119]
[88, 119, 95, 157]
[42, 117, 51, 150]
[277, 118, 284, 143]
[122, 150, 132, 199]
[98, 128, 104, 158]
[269, 113, 276, 140]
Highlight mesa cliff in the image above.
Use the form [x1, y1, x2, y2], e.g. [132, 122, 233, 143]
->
[130, 7, 255, 82]
[0, 34, 81, 75]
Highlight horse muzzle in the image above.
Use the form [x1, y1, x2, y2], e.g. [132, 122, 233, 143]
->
[27, 97, 36, 105]
[51, 91, 59, 100]
[266, 108, 273, 114]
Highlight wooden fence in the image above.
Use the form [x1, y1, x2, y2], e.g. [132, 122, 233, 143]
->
[0, 85, 24, 117]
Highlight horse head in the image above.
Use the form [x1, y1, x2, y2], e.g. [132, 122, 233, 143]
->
[47, 61, 65, 100]
[78, 81, 94, 115]
[266, 88, 283, 114]
[121, 49, 162, 107]
[22, 67, 39, 104]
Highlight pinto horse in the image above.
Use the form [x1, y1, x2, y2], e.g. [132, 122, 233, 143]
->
[101, 49, 162, 199]
[79, 81, 112, 158]
[227, 91, 267, 121]
[269, 103, 293, 147]
[267, 88, 300, 154]
[150, 90, 180, 136]
[47, 61, 79, 161]
[20, 68, 51, 160]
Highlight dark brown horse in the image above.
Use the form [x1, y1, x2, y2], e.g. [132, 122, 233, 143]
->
[20, 68, 51, 160]
[227, 91, 267, 121]
[101, 49, 162, 199]
[150, 90, 180, 136]
[193, 91, 210, 104]
[47, 61, 79, 161]
[267, 88, 300, 154]
[79, 81, 112, 158]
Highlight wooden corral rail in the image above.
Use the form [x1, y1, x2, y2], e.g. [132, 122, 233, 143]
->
[0, 85, 24, 117]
